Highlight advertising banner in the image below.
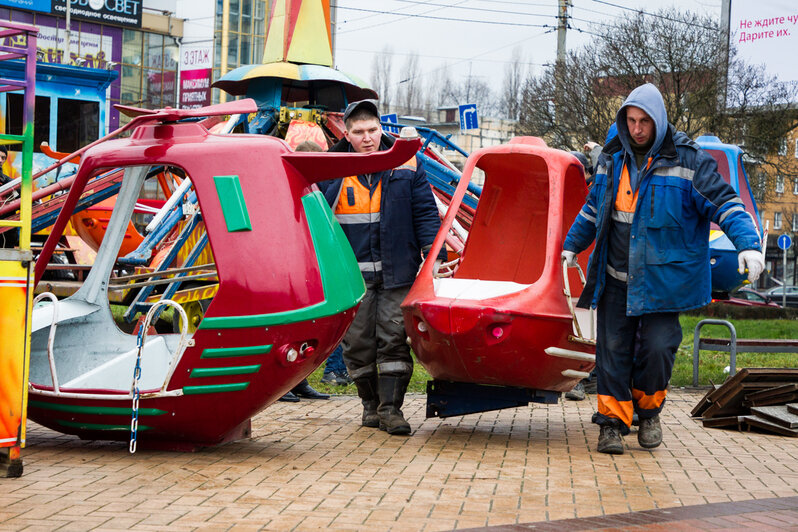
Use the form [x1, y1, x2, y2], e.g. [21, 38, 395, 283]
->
[179, 44, 212, 109]
[0, 0, 51, 13]
[52, 0, 142, 29]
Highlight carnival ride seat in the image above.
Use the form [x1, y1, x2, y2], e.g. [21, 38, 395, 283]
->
[403, 137, 596, 406]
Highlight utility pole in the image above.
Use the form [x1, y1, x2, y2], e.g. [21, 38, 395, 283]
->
[220, 0, 230, 103]
[63, 0, 71, 64]
[556, 0, 570, 66]
[554, 0, 571, 124]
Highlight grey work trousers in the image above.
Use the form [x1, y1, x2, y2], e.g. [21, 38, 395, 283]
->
[342, 280, 413, 380]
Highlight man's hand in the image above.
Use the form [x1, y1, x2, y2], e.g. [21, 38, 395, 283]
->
[562, 250, 578, 267]
[737, 249, 765, 284]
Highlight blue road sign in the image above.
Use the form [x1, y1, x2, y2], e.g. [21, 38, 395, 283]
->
[381, 113, 399, 134]
[459, 104, 479, 131]
[777, 233, 792, 250]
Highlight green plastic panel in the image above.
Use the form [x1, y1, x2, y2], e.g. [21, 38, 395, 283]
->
[190, 365, 261, 378]
[28, 401, 166, 416]
[58, 420, 150, 431]
[182, 382, 250, 395]
[199, 191, 365, 330]
[213, 175, 252, 232]
[201, 344, 272, 359]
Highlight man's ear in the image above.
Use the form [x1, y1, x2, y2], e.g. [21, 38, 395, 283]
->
[343, 129, 351, 142]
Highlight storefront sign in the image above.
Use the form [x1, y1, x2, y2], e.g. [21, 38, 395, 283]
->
[52, 0, 142, 29]
[0, 0, 51, 13]
[179, 44, 212, 109]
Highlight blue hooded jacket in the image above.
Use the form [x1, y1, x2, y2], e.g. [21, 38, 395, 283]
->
[563, 83, 761, 315]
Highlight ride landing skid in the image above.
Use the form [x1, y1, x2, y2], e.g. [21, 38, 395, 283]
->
[425, 380, 560, 419]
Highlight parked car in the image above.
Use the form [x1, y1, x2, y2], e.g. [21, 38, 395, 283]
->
[765, 285, 798, 308]
[719, 287, 781, 307]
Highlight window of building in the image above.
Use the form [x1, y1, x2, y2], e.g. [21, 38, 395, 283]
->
[57, 99, 99, 153]
[795, 139, 798, 158]
[794, 178, 798, 195]
[779, 138, 787, 156]
[774, 212, 783, 230]
[213, 0, 267, 103]
[6, 94, 50, 153]
[119, 28, 178, 124]
[776, 175, 785, 194]
[793, 213, 798, 232]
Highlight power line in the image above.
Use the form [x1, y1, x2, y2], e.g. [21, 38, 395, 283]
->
[390, 28, 554, 88]
[390, 0, 554, 18]
[338, 47, 547, 67]
[590, 0, 720, 31]
[334, 0, 470, 34]
[333, 5, 554, 29]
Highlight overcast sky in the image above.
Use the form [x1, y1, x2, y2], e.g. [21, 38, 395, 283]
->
[331, 0, 724, 97]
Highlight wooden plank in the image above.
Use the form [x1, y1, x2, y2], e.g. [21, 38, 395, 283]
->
[745, 383, 798, 401]
[701, 338, 798, 348]
[788, 404, 798, 416]
[745, 392, 798, 408]
[751, 406, 798, 428]
[691, 386, 720, 418]
[702, 369, 798, 419]
[702, 416, 745, 429]
[742, 415, 798, 437]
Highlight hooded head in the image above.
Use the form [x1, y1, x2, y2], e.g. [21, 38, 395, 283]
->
[615, 83, 668, 160]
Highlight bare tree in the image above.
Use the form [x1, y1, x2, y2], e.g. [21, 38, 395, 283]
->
[517, 8, 798, 201]
[500, 47, 525, 120]
[396, 52, 423, 116]
[371, 45, 394, 113]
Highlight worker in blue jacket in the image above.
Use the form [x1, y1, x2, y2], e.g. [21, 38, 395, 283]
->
[318, 99, 445, 435]
[562, 83, 764, 454]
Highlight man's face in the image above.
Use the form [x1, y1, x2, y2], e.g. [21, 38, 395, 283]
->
[344, 117, 382, 154]
[626, 106, 655, 146]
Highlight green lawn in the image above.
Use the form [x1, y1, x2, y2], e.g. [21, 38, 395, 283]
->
[309, 314, 798, 394]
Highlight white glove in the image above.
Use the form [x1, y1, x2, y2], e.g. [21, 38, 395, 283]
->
[737, 249, 764, 284]
[562, 250, 578, 267]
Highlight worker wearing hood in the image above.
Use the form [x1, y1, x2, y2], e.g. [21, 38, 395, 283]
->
[562, 83, 764, 455]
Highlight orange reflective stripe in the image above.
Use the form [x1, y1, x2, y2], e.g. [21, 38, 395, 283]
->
[615, 164, 639, 213]
[334, 175, 381, 215]
[397, 156, 417, 171]
[632, 388, 668, 410]
[598, 394, 634, 427]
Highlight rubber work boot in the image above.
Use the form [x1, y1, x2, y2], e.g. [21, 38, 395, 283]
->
[564, 381, 586, 401]
[377, 375, 411, 435]
[353, 377, 380, 428]
[637, 414, 663, 448]
[597, 425, 624, 455]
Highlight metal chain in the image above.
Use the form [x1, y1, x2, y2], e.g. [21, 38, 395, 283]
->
[129, 327, 145, 454]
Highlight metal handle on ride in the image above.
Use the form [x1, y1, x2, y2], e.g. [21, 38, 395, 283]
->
[129, 299, 189, 454]
[32, 292, 60, 393]
[561, 256, 588, 339]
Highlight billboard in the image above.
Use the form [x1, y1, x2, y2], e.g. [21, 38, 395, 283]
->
[729, 0, 798, 103]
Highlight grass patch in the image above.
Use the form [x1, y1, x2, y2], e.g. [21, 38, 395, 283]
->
[674, 315, 798, 387]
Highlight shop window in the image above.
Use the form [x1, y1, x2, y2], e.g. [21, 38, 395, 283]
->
[6, 94, 50, 153]
[774, 212, 782, 230]
[57, 98, 99, 153]
[776, 175, 784, 194]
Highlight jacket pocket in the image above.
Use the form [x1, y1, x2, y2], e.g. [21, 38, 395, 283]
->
[649, 183, 683, 228]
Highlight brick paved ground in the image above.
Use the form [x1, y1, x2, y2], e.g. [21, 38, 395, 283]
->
[1, 389, 797, 531]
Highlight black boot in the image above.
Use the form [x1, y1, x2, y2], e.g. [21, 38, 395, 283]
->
[354, 376, 379, 428]
[377, 375, 411, 435]
[278, 390, 300, 402]
[292, 379, 329, 399]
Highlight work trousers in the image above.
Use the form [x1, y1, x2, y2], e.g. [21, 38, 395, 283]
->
[594, 277, 681, 434]
[342, 280, 413, 380]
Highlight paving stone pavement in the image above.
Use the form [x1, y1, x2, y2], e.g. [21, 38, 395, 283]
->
[1, 389, 798, 531]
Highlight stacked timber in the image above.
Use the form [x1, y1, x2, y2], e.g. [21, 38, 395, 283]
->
[692, 368, 798, 437]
